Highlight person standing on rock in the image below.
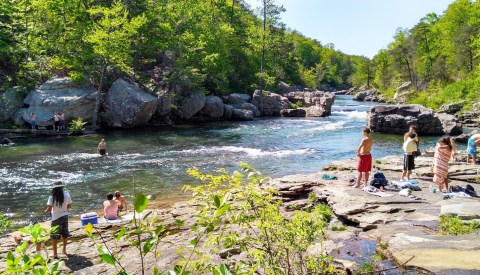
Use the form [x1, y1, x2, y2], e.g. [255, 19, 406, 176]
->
[467, 134, 480, 164]
[30, 113, 36, 130]
[53, 112, 60, 131]
[44, 181, 73, 259]
[59, 111, 65, 131]
[404, 125, 420, 156]
[433, 137, 454, 192]
[354, 128, 373, 188]
[402, 133, 418, 181]
[97, 139, 107, 156]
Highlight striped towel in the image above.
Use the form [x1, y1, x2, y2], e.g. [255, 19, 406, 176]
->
[433, 144, 451, 184]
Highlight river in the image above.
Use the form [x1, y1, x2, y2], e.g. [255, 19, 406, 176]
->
[0, 95, 450, 224]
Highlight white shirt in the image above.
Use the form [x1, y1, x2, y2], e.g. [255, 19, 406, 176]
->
[403, 138, 418, 154]
[47, 192, 72, 221]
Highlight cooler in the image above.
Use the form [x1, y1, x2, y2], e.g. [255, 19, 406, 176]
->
[80, 212, 98, 226]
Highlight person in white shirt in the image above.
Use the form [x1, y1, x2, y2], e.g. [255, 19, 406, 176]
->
[402, 133, 418, 181]
[44, 181, 72, 259]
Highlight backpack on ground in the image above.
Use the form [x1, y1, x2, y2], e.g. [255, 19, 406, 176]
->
[370, 172, 388, 189]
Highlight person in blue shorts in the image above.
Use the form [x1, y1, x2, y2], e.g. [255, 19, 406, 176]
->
[467, 134, 480, 164]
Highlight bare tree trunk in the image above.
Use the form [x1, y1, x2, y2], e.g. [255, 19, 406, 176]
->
[92, 60, 108, 130]
[260, 0, 267, 92]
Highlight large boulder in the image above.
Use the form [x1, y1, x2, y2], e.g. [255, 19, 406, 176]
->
[439, 101, 464, 114]
[15, 77, 96, 127]
[235, 103, 260, 117]
[280, 109, 306, 117]
[453, 130, 478, 143]
[223, 104, 234, 120]
[304, 106, 327, 117]
[180, 92, 206, 119]
[284, 91, 335, 116]
[367, 104, 463, 135]
[0, 87, 25, 123]
[232, 109, 253, 121]
[251, 90, 290, 116]
[106, 78, 159, 128]
[155, 91, 173, 117]
[226, 93, 250, 105]
[352, 89, 378, 101]
[199, 96, 224, 118]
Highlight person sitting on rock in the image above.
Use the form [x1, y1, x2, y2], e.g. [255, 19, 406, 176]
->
[114, 191, 127, 211]
[103, 193, 120, 220]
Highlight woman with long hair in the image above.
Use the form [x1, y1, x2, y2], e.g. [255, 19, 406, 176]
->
[44, 181, 72, 258]
[433, 136, 453, 192]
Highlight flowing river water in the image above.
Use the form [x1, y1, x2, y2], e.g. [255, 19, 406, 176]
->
[0, 95, 450, 224]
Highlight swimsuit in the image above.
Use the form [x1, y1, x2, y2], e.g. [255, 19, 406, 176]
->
[99, 149, 106, 156]
[467, 137, 477, 157]
[358, 154, 372, 172]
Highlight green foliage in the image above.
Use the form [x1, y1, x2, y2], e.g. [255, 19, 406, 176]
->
[289, 101, 304, 109]
[0, 212, 13, 235]
[2, 224, 63, 274]
[331, 225, 346, 232]
[68, 118, 87, 135]
[439, 214, 480, 235]
[177, 163, 335, 274]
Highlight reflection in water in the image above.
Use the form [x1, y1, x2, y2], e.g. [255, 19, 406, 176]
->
[0, 96, 448, 224]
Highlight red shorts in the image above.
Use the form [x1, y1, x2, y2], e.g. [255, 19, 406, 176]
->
[358, 154, 372, 172]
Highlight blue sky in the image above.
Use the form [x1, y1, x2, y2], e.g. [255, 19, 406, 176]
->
[244, 0, 454, 58]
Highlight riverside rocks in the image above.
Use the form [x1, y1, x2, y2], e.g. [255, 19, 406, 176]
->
[199, 96, 224, 118]
[14, 77, 96, 127]
[438, 101, 463, 114]
[280, 108, 306, 117]
[284, 91, 335, 116]
[106, 78, 159, 128]
[251, 90, 290, 116]
[0, 87, 25, 123]
[367, 104, 462, 135]
[226, 93, 250, 105]
[179, 92, 206, 120]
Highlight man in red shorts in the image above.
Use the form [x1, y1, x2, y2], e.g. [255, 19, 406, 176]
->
[354, 128, 373, 188]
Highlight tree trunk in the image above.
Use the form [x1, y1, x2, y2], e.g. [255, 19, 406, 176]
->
[260, 0, 267, 92]
[91, 60, 108, 130]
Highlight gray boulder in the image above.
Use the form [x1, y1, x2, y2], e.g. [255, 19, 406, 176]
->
[226, 93, 250, 105]
[155, 91, 173, 117]
[284, 91, 335, 116]
[305, 106, 326, 117]
[367, 104, 462, 135]
[473, 102, 480, 111]
[453, 130, 479, 143]
[352, 89, 377, 101]
[251, 90, 290, 116]
[396, 81, 411, 92]
[223, 104, 234, 120]
[235, 103, 260, 117]
[439, 102, 464, 114]
[232, 109, 253, 121]
[277, 81, 305, 94]
[199, 96, 224, 118]
[0, 87, 25, 123]
[280, 109, 306, 117]
[106, 78, 159, 128]
[15, 77, 96, 127]
[180, 92, 206, 119]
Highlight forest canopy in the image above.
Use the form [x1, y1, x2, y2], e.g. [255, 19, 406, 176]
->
[0, 0, 361, 96]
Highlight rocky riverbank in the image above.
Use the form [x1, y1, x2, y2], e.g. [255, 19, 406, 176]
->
[1, 155, 479, 274]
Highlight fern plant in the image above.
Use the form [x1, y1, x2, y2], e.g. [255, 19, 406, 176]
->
[68, 118, 87, 135]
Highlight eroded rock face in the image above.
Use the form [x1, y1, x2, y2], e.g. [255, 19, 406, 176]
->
[106, 78, 159, 128]
[179, 92, 206, 119]
[367, 105, 462, 135]
[199, 96, 224, 118]
[352, 89, 377, 101]
[0, 87, 25, 123]
[304, 106, 326, 117]
[223, 104, 234, 120]
[15, 77, 96, 127]
[251, 90, 290, 116]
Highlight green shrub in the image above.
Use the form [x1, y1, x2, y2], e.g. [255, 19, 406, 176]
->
[0, 212, 13, 235]
[331, 225, 346, 232]
[439, 214, 480, 235]
[290, 101, 304, 109]
[68, 118, 87, 135]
